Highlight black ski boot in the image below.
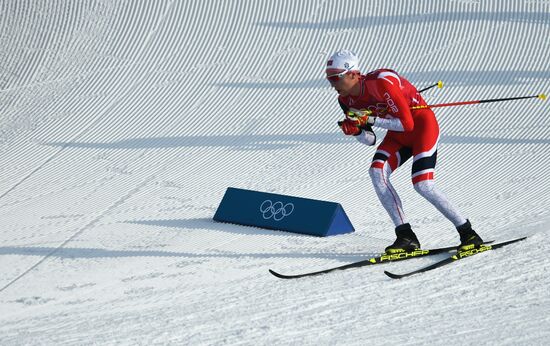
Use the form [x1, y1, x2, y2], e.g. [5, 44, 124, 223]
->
[385, 223, 421, 254]
[456, 219, 484, 252]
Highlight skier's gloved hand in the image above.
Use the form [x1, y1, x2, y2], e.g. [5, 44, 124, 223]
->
[347, 108, 376, 127]
[340, 118, 362, 136]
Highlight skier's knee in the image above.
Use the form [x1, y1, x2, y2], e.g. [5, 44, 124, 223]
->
[413, 179, 434, 196]
[369, 167, 382, 182]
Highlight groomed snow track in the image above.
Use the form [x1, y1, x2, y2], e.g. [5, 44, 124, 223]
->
[1, 1, 549, 344]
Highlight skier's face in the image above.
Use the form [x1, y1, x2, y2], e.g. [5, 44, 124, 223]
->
[326, 69, 357, 97]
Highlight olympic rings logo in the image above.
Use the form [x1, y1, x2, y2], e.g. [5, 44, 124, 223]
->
[260, 200, 294, 221]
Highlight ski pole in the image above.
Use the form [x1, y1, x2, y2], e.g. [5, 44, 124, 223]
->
[338, 93, 546, 127]
[418, 80, 444, 93]
[411, 93, 546, 110]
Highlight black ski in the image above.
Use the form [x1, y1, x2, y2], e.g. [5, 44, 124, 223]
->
[269, 241, 493, 279]
[384, 237, 526, 279]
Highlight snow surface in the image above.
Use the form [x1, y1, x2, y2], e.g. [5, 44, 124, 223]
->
[1, 0, 550, 344]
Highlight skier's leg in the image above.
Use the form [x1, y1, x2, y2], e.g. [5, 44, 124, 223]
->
[413, 178, 466, 227]
[414, 177, 483, 249]
[369, 140, 420, 252]
[410, 111, 483, 249]
[409, 112, 467, 226]
[369, 142, 411, 227]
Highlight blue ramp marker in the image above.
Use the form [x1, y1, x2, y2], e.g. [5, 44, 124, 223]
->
[213, 187, 354, 237]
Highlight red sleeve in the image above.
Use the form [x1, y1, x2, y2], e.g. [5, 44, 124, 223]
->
[376, 73, 414, 131]
[338, 97, 349, 114]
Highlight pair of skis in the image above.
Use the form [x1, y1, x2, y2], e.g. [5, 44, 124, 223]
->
[269, 237, 526, 280]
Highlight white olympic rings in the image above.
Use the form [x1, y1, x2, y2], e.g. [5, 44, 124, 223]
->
[260, 200, 294, 221]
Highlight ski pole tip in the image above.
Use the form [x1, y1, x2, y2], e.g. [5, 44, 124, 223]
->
[437, 81, 444, 89]
[539, 93, 547, 101]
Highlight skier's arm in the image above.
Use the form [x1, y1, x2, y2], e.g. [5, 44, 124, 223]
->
[338, 98, 349, 113]
[355, 127, 377, 146]
[373, 74, 414, 132]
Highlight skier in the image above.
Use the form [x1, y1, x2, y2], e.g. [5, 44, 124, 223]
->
[326, 49, 484, 253]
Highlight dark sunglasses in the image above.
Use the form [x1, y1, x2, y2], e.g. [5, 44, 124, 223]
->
[326, 70, 350, 82]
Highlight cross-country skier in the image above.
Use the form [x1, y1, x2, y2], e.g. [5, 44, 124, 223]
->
[326, 49, 484, 253]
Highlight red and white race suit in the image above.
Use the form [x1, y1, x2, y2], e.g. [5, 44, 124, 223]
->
[338, 69, 467, 228]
